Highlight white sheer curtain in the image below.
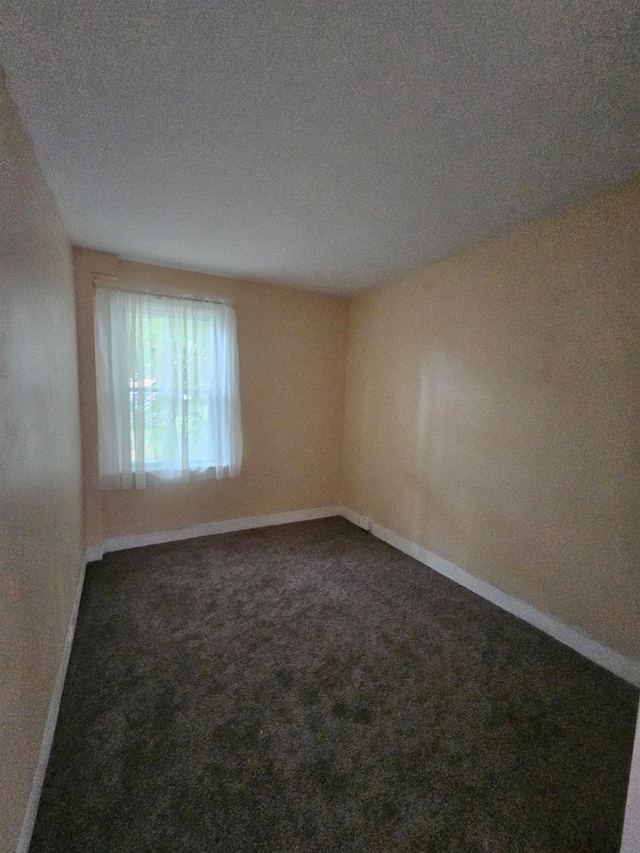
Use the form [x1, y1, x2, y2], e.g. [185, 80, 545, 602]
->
[94, 286, 242, 489]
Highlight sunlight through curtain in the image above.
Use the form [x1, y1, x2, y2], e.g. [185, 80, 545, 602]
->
[94, 287, 242, 489]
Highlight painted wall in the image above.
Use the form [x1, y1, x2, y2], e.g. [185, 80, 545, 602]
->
[75, 250, 348, 546]
[0, 70, 84, 852]
[343, 177, 640, 660]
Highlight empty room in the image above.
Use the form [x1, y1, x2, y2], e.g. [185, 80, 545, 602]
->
[1, 1, 639, 851]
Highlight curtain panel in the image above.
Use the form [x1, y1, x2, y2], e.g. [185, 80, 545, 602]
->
[94, 286, 242, 489]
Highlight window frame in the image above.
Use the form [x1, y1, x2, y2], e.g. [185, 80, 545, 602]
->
[93, 282, 242, 489]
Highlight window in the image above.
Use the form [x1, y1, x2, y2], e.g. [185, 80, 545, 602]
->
[94, 286, 242, 489]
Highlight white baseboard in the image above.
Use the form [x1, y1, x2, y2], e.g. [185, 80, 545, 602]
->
[17, 508, 637, 853]
[348, 511, 640, 688]
[85, 543, 104, 563]
[621, 708, 640, 852]
[341, 506, 372, 531]
[101, 505, 344, 555]
[16, 560, 87, 853]
[85, 502, 640, 687]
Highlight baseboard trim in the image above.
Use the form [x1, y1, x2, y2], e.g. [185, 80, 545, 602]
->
[84, 503, 640, 687]
[341, 506, 372, 531]
[344, 510, 640, 688]
[16, 559, 87, 853]
[101, 505, 344, 555]
[85, 543, 104, 563]
[621, 708, 640, 852]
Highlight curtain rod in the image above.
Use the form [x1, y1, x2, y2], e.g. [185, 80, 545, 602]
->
[92, 274, 232, 306]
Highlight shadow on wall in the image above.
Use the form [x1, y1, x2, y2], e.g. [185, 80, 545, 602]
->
[406, 342, 634, 615]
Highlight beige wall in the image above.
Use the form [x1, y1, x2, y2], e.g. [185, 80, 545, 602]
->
[75, 251, 348, 545]
[344, 177, 640, 660]
[0, 71, 84, 852]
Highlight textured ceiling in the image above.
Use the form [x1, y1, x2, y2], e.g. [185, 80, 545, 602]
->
[1, 0, 638, 293]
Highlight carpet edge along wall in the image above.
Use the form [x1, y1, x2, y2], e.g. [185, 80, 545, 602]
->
[84, 505, 640, 688]
[29, 517, 639, 852]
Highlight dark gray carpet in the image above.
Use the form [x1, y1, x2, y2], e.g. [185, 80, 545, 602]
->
[31, 517, 637, 852]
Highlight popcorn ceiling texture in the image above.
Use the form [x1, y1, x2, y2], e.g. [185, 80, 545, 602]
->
[31, 518, 637, 852]
[1, 1, 639, 291]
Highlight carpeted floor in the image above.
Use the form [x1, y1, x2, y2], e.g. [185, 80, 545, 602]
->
[31, 517, 637, 852]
